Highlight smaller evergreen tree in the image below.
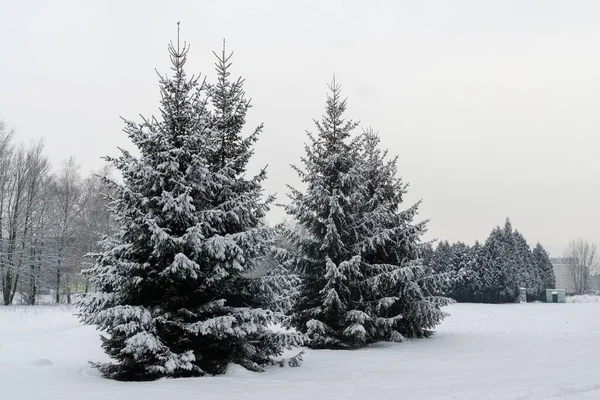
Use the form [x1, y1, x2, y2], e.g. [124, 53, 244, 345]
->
[428, 241, 452, 274]
[424, 241, 455, 298]
[513, 230, 535, 299]
[425, 241, 480, 303]
[468, 241, 484, 301]
[284, 78, 370, 349]
[477, 222, 517, 303]
[449, 242, 478, 302]
[532, 243, 556, 300]
[284, 81, 450, 349]
[355, 129, 451, 342]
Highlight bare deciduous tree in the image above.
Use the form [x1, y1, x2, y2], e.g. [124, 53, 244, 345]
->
[563, 238, 599, 295]
[50, 157, 83, 304]
[1, 141, 29, 305]
[10, 141, 50, 304]
[0, 124, 52, 304]
[1, 120, 116, 305]
[0, 121, 15, 304]
[26, 179, 53, 305]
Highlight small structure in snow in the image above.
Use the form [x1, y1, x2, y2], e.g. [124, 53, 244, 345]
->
[30, 359, 53, 367]
[519, 288, 527, 303]
[546, 289, 566, 303]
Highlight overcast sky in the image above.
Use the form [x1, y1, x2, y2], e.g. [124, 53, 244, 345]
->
[2, 0, 599, 256]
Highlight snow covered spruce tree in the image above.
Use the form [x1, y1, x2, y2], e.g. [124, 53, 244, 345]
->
[432, 241, 480, 302]
[532, 243, 556, 300]
[477, 219, 524, 303]
[450, 242, 481, 303]
[477, 223, 516, 303]
[355, 129, 451, 341]
[283, 78, 365, 349]
[78, 30, 302, 381]
[283, 80, 449, 349]
[513, 230, 536, 299]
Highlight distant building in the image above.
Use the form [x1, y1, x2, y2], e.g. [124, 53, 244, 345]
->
[550, 257, 600, 294]
[591, 275, 600, 293]
[550, 258, 576, 292]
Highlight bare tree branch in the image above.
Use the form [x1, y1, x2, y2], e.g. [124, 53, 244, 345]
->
[563, 238, 599, 295]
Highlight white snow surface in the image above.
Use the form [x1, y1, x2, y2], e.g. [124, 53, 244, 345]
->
[567, 294, 600, 303]
[1, 303, 600, 400]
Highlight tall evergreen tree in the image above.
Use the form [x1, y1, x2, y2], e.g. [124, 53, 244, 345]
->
[78, 29, 301, 381]
[477, 219, 521, 303]
[284, 78, 366, 349]
[469, 240, 485, 301]
[513, 230, 535, 298]
[500, 219, 521, 301]
[428, 241, 452, 274]
[449, 242, 479, 302]
[532, 243, 556, 299]
[284, 82, 449, 349]
[425, 241, 479, 302]
[356, 130, 450, 341]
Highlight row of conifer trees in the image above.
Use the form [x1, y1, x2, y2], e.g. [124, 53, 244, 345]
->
[425, 219, 556, 303]
[77, 28, 451, 381]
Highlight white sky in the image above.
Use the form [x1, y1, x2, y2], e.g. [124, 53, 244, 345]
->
[2, 0, 599, 256]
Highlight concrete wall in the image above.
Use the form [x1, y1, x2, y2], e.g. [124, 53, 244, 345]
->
[590, 275, 600, 293]
[550, 257, 600, 293]
[550, 258, 576, 292]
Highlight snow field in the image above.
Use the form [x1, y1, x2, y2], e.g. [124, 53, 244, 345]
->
[1, 302, 599, 400]
[567, 294, 600, 303]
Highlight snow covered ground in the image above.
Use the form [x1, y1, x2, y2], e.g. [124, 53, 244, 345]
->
[567, 294, 600, 303]
[1, 303, 599, 400]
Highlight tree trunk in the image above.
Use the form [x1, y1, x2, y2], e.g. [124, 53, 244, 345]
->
[29, 245, 37, 306]
[55, 265, 61, 304]
[37, 240, 43, 304]
[4, 235, 16, 305]
[30, 264, 37, 306]
[55, 241, 64, 304]
[66, 275, 71, 304]
[2, 276, 11, 305]
[9, 271, 20, 304]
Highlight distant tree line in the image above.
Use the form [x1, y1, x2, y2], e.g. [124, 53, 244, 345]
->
[425, 219, 555, 303]
[0, 120, 114, 305]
